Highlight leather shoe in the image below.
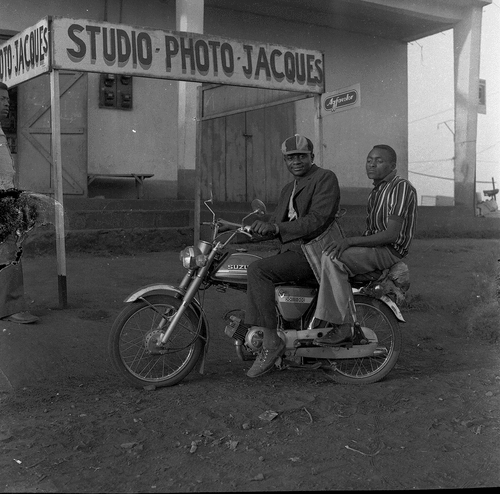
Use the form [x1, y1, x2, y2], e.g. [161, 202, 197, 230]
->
[247, 340, 285, 378]
[3, 311, 40, 324]
[314, 323, 352, 346]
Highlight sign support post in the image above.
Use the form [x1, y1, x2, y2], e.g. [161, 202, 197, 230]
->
[314, 94, 323, 167]
[49, 68, 67, 308]
[193, 85, 203, 245]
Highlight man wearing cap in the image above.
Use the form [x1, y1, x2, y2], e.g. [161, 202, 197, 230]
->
[245, 134, 340, 378]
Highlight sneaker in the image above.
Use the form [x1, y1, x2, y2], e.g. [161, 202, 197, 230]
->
[3, 311, 40, 324]
[313, 323, 352, 346]
[246, 340, 286, 378]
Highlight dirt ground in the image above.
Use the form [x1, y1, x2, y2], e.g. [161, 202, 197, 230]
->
[0, 238, 499, 492]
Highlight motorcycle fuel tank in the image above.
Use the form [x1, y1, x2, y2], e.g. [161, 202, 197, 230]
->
[211, 252, 262, 285]
[275, 285, 317, 321]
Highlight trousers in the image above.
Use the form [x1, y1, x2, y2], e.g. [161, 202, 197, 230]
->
[313, 246, 401, 324]
[245, 250, 317, 329]
[0, 261, 27, 319]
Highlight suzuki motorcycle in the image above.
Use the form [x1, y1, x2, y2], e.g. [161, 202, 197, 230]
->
[109, 197, 409, 388]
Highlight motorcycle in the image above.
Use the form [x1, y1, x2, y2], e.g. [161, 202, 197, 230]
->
[108, 197, 409, 388]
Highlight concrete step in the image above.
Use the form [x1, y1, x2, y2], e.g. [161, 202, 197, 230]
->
[62, 198, 266, 230]
[20, 201, 500, 258]
[24, 226, 195, 256]
[63, 198, 193, 230]
[67, 209, 192, 230]
[63, 197, 195, 211]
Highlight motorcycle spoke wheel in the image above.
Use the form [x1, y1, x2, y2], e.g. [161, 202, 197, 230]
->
[329, 295, 402, 385]
[109, 295, 204, 388]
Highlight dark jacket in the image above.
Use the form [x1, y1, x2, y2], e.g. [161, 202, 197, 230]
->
[271, 164, 340, 253]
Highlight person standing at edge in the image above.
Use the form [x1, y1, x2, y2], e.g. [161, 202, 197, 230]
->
[0, 81, 39, 324]
[245, 134, 340, 378]
[313, 144, 417, 346]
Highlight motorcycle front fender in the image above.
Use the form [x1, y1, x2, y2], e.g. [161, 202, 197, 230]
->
[123, 283, 210, 374]
[123, 283, 208, 325]
[123, 283, 184, 303]
[380, 294, 405, 322]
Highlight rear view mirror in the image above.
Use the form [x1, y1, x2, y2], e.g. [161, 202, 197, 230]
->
[251, 199, 266, 216]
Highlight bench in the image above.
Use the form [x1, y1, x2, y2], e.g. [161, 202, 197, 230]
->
[88, 173, 154, 199]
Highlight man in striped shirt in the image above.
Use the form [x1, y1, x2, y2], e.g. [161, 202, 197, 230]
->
[313, 144, 417, 346]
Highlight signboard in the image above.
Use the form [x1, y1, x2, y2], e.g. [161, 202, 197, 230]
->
[0, 18, 51, 86]
[321, 83, 360, 116]
[51, 17, 324, 94]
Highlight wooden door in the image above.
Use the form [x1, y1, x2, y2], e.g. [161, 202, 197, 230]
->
[200, 102, 295, 204]
[17, 72, 87, 195]
[245, 104, 295, 203]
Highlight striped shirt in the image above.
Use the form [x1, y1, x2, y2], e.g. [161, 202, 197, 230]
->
[364, 172, 417, 258]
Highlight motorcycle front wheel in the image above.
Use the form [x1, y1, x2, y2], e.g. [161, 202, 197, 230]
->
[108, 295, 204, 388]
[328, 294, 402, 385]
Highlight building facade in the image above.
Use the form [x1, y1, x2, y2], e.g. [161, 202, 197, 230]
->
[0, 0, 490, 206]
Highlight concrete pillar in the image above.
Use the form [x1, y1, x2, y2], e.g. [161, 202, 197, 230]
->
[453, 6, 483, 210]
[176, 0, 204, 199]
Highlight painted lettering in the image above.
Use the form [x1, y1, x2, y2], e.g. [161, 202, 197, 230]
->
[220, 43, 234, 74]
[44, 18, 324, 93]
[295, 52, 306, 83]
[2, 23, 49, 80]
[242, 44, 253, 77]
[195, 39, 209, 73]
[255, 47, 271, 79]
[136, 33, 152, 68]
[270, 49, 284, 80]
[117, 29, 131, 67]
[103, 28, 116, 64]
[66, 24, 152, 69]
[283, 51, 295, 82]
[164, 35, 179, 70]
[314, 59, 323, 84]
[86, 25, 101, 63]
[208, 40, 220, 74]
[67, 24, 86, 62]
[180, 37, 195, 71]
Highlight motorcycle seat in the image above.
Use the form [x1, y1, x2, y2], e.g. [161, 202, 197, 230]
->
[349, 270, 383, 286]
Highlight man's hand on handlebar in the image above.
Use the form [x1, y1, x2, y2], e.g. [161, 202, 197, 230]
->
[249, 220, 279, 237]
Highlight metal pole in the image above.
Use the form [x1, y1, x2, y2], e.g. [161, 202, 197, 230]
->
[50, 69, 68, 308]
[314, 94, 323, 166]
[193, 85, 202, 245]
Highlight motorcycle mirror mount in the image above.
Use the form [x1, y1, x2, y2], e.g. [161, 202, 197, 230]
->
[204, 194, 216, 222]
[240, 199, 267, 226]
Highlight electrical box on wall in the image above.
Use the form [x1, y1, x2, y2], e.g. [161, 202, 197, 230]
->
[99, 74, 133, 110]
[118, 75, 133, 110]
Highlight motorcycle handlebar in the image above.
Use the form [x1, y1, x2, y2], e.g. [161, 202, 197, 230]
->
[214, 219, 253, 238]
[217, 219, 244, 229]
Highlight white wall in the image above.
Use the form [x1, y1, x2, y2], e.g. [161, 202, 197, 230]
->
[1, 0, 181, 198]
[204, 6, 408, 200]
[1, 0, 410, 202]
[86, 74, 178, 181]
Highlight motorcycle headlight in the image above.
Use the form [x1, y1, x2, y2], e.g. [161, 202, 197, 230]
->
[179, 246, 208, 269]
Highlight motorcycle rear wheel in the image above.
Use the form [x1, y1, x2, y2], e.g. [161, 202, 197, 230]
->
[108, 295, 204, 388]
[328, 295, 402, 385]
